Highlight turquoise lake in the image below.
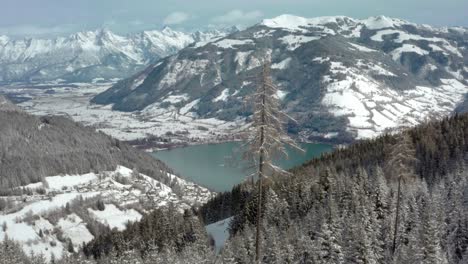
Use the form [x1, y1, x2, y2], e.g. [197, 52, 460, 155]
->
[152, 142, 332, 192]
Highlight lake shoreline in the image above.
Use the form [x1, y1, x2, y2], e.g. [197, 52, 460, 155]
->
[132, 135, 343, 153]
[151, 142, 333, 192]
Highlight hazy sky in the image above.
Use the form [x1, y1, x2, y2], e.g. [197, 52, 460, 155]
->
[1, 0, 467, 37]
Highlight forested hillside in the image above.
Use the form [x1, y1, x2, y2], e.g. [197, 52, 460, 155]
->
[218, 114, 468, 263]
[0, 104, 175, 192]
[0, 95, 215, 261]
[57, 114, 468, 263]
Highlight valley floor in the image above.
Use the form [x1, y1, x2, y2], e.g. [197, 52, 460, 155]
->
[0, 83, 246, 150]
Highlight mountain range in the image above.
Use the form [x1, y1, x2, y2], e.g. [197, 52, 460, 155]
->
[0, 27, 235, 84]
[92, 15, 468, 142]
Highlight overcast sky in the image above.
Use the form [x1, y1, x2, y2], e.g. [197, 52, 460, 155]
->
[1, 0, 467, 37]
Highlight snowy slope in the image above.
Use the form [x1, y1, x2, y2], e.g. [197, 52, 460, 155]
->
[0, 28, 234, 84]
[0, 166, 213, 261]
[92, 14, 467, 142]
[205, 217, 233, 253]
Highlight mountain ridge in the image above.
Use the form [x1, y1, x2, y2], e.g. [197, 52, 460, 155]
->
[92, 14, 468, 142]
[0, 27, 236, 84]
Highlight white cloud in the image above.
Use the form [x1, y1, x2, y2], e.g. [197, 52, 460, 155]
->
[212, 9, 264, 24]
[163, 12, 190, 25]
[0, 24, 75, 37]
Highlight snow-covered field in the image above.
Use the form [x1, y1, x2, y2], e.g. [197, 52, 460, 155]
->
[0, 83, 245, 144]
[205, 217, 233, 253]
[0, 165, 213, 260]
[321, 60, 467, 139]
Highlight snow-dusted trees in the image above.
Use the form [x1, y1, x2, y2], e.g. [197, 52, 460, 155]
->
[386, 132, 417, 255]
[0, 110, 174, 193]
[243, 60, 302, 263]
[0, 237, 32, 263]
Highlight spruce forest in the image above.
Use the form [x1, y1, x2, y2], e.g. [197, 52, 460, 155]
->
[3, 114, 466, 263]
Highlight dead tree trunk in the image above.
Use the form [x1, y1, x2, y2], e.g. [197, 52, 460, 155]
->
[392, 175, 402, 254]
[255, 66, 267, 263]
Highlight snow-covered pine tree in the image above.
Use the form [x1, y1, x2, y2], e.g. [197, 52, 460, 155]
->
[243, 58, 302, 263]
[386, 131, 417, 255]
[421, 195, 448, 264]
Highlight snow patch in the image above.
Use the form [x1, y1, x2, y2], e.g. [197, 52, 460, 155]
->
[58, 214, 94, 247]
[362, 16, 406, 30]
[88, 204, 142, 231]
[163, 94, 190, 104]
[276, 90, 288, 100]
[279, 35, 320, 50]
[180, 99, 200, 115]
[349, 42, 377, 52]
[205, 217, 233, 253]
[45, 173, 97, 191]
[213, 89, 230, 102]
[271, 58, 292, 70]
[214, 39, 253, 49]
[391, 44, 429, 61]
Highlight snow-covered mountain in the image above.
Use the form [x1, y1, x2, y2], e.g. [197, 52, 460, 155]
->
[93, 15, 468, 142]
[0, 27, 235, 84]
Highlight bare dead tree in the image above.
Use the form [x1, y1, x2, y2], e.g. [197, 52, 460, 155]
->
[386, 131, 417, 255]
[243, 59, 302, 263]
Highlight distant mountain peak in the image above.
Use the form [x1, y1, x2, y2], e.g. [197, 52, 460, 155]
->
[92, 14, 468, 143]
[361, 15, 409, 29]
[161, 26, 176, 34]
[0, 27, 232, 83]
[261, 14, 357, 31]
[260, 14, 417, 32]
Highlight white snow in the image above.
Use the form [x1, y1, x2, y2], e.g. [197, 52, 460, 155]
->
[0, 164, 214, 261]
[371, 29, 446, 43]
[253, 29, 275, 38]
[235, 51, 253, 65]
[313, 57, 330, 63]
[45, 173, 97, 191]
[163, 94, 190, 104]
[88, 204, 142, 231]
[235, 51, 253, 73]
[213, 88, 230, 102]
[13, 83, 244, 142]
[321, 58, 467, 139]
[279, 35, 320, 50]
[261, 14, 350, 33]
[391, 44, 429, 61]
[180, 99, 200, 115]
[362, 16, 407, 30]
[57, 214, 94, 247]
[130, 75, 147, 90]
[349, 43, 377, 53]
[214, 39, 253, 49]
[159, 59, 210, 89]
[443, 43, 463, 57]
[205, 217, 233, 253]
[275, 90, 288, 100]
[271, 58, 292, 70]
[429, 44, 445, 53]
[356, 60, 396, 76]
